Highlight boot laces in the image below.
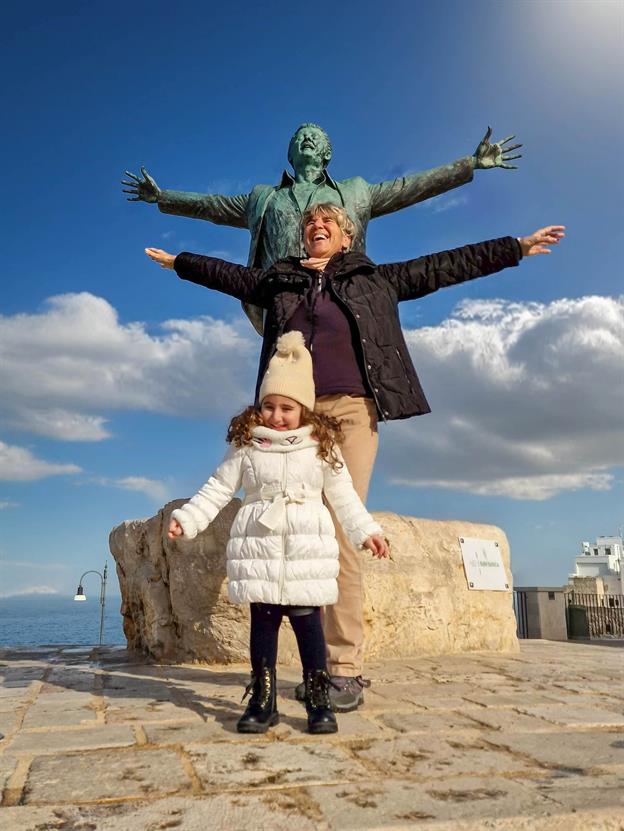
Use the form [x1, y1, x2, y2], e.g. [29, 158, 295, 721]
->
[241, 665, 272, 707]
[308, 670, 340, 708]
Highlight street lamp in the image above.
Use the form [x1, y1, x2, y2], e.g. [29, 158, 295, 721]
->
[73, 564, 108, 645]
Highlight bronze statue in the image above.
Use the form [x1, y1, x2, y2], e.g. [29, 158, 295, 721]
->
[123, 124, 521, 333]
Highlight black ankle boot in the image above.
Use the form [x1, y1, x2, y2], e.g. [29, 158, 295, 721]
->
[304, 669, 338, 734]
[237, 666, 279, 733]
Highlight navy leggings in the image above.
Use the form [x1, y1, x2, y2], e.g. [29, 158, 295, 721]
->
[250, 603, 327, 675]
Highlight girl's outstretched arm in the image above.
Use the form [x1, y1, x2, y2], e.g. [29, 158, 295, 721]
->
[322, 451, 384, 551]
[168, 518, 184, 539]
[170, 447, 244, 541]
[363, 534, 390, 559]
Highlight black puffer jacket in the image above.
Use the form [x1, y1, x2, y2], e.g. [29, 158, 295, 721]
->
[174, 237, 522, 421]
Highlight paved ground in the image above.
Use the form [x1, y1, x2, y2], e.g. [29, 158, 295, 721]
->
[0, 640, 623, 830]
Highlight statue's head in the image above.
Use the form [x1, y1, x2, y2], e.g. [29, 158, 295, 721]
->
[288, 124, 332, 172]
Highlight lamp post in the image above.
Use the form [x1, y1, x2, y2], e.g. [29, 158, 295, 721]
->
[73, 564, 108, 646]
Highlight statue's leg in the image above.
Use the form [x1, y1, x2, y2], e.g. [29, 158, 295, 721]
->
[315, 395, 378, 678]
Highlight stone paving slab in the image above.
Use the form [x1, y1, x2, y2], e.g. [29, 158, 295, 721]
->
[3, 798, 624, 831]
[190, 741, 370, 790]
[9, 724, 136, 755]
[23, 747, 193, 804]
[350, 734, 541, 779]
[21, 696, 99, 729]
[1, 640, 624, 829]
[309, 776, 559, 827]
[517, 703, 624, 728]
[105, 701, 205, 723]
[0, 711, 19, 736]
[376, 710, 485, 735]
[461, 691, 566, 709]
[523, 772, 624, 812]
[1, 794, 322, 831]
[458, 707, 564, 733]
[487, 730, 624, 773]
[549, 682, 624, 700]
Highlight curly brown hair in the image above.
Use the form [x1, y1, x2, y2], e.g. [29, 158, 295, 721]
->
[226, 405, 344, 471]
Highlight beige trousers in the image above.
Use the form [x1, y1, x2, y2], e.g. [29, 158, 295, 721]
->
[314, 395, 379, 676]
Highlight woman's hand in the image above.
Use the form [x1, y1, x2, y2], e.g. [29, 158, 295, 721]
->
[518, 226, 565, 257]
[363, 534, 390, 559]
[145, 247, 176, 269]
[168, 518, 184, 540]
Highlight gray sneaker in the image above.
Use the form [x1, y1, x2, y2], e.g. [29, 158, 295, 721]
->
[328, 676, 371, 712]
[295, 675, 370, 711]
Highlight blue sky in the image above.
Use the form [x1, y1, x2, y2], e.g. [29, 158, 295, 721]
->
[1, 0, 623, 598]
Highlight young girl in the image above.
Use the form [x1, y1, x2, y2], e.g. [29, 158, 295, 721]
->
[168, 331, 389, 735]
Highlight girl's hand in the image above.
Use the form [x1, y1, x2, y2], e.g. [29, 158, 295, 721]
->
[518, 226, 565, 257]
[145, 247, 176, 269]
[168, 518, 184, 540]
[363, 534, 389, 559]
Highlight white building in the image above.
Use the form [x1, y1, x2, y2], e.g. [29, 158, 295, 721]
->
[569, 535, 623, 595]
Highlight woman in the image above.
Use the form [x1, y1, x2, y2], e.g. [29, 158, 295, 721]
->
[146, 206, 564, 710]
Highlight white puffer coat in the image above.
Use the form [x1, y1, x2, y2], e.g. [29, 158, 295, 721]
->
[171, 424, 382, 607]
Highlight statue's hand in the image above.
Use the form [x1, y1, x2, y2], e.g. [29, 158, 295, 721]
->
[474, 127, 523, 170]
[121, 166, 161, 203]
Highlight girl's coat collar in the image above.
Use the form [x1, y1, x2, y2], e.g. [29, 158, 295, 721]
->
[250, 424, 318, 452]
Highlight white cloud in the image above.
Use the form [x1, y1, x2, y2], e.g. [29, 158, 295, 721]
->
[0, 500, 19, 509]
[1, 560, 67, 569]
[115, 476, 169, 503]
[0, 441, 81, 481]
[0, 586, 59, 598]
[86, 474, 170, 503]
[429, 194, 469, 214]
[378, 295, 624, 500]
[0, 292, 258, 442]
[16, 409, 111, 441]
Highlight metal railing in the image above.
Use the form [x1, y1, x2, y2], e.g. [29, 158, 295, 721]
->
[513, 590, 529, 638]
[566, 591, 624, 638]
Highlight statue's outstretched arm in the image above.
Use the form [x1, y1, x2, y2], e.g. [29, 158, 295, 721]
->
[122, 167, 249, 229]
[368, 127, 522, 219]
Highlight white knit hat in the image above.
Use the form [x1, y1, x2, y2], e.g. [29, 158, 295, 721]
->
[259, 331, 315, 410]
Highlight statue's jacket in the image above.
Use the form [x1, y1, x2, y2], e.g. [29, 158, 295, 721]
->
[174, 236, 522, 422]
[158, 157, 475, 332]
[171, 425, 382, 607]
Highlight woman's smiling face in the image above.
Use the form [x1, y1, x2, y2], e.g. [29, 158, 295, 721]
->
[304, 212, 351, 259]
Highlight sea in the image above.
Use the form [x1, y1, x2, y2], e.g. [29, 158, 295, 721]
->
[0, 594, 126, 647]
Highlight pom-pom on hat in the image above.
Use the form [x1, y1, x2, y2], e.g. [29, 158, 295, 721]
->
[259, 331, 315, 410]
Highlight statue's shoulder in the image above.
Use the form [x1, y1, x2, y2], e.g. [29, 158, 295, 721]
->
[248, 183, 280, 206]
[247, 184, 280, 222]
[337, 175, 369, 185]
[250, 183, 277, 196]
[334, 175, 370, 196]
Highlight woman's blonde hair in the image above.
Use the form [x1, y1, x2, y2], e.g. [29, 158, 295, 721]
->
[227, 405, 344, 471]
[301, 203, 356, 245]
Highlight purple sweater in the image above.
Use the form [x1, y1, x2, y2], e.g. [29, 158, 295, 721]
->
[285, 272, 369, 398]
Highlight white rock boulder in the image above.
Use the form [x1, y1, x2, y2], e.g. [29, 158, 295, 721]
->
[109, 501, 518, 663]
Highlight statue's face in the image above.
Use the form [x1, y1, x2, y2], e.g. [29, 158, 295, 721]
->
[289, 126, 331, 171]
[303, 212, 351, 259]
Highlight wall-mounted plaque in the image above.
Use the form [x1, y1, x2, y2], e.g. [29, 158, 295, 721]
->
[458, 537, 509, 591]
